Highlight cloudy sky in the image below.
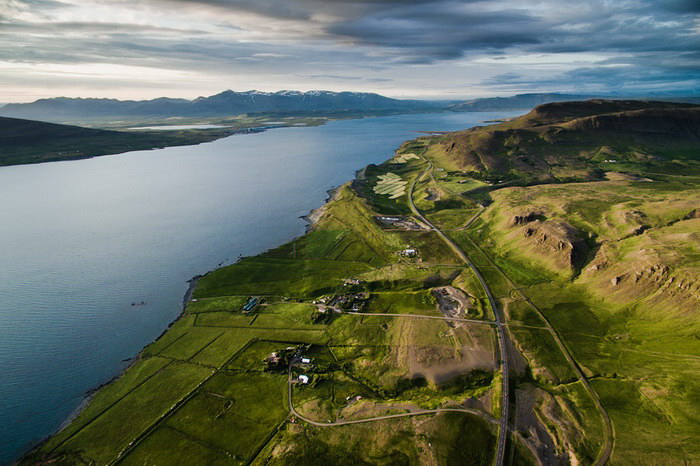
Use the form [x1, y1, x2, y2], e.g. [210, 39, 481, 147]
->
[1, 0, 698, 102]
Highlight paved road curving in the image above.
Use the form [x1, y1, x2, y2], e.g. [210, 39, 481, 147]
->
[459, 231, 614, 465]
[407, 160, 511, 466]
[289, 156, 613, 465]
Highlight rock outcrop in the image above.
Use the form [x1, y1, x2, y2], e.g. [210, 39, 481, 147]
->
[582, 236, 700, 316]
[504, 212, 588, 273]
[510, 211, 545, 226]
[520, 221, 588, 271]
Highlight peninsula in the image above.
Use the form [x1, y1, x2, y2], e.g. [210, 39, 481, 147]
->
[22, 100, 700, 465]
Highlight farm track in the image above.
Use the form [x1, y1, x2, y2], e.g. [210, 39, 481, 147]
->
[286, 359, 500, 428]
[340, 310, 495, 325]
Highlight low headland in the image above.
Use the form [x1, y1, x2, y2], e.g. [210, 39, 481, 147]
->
[0, 115, 325, 167]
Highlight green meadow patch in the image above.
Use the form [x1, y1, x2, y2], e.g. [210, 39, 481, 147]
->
[194, 257, 372, 299]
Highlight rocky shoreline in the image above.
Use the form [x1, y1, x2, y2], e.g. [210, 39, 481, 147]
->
[300, 185, 343, 232]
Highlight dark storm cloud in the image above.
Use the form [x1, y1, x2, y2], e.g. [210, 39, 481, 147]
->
[162, 0, 446, 18]
[327, 6, 543, 63]
[158, 0, 545, 61]
[9, 0, 69, 8]
[487, 63, 700, 94]
[0, 16, 373, 78]
[0, 0, 69, 17]
[6, 0, 699, 66]
[150, 0, 699, 62]
[0, 20, 209, 36]
[1, 0, 698, 98]
[658, 0, 700, 13]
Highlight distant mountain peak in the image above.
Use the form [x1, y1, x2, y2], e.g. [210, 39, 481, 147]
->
[276, 90, 303, 96]
[0, 89, 436, 122]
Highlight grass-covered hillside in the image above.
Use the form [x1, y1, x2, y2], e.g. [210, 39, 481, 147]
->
[0, 116, 235, 166]
[419, 100, 700, 464]
[432, 100, 699, 183]
[459, 185, 700, 464]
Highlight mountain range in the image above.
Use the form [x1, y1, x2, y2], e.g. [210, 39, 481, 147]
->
[0, 90, 439, 122]
[446, 93, 595, 111]
[2, 90, 699, 124]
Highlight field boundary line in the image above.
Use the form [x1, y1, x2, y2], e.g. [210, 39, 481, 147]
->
[111, 338, 262, 464]
[47, 358, 175, 455]
[187, 331, 226, 362]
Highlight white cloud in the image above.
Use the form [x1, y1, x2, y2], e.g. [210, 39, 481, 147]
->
[0, 0, 697, 101]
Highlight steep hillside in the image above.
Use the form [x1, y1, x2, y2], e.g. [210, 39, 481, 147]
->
[448, 93, 593, 111]
[435, 100, 700, 182]
[1, 116, 116, 141]
[459, 177, 700, 463]
[448, 93, 700, 112]
[0, 116, 233, 166]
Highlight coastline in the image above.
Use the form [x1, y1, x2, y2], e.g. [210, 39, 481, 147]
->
[0, 126, 262, 169]
[300, 185, 343, 232]
[1, 109, 416, 169]
[182, 275, 201, 306]
[12, 111, 490, 463]
[12, 101, 698, 465]
[22, 273, 207, 460]
[24, 184, 349, 461]
[1, 108, 464, 169]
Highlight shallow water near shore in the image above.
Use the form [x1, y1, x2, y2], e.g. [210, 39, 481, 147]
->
[127, 124, 227, 130]
[0, 111, 518, 464]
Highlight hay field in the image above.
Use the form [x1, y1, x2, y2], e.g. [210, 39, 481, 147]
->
[374, 172, 408, 199]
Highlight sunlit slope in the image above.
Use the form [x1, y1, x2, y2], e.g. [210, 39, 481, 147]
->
[22, 178, 502, 465]
[420, 100, 700, 463]
[462, 181, 700, 463]
[432, 100, 700, 182]
[20, 100, 699, 465]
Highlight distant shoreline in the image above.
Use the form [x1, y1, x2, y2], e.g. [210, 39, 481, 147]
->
[0, 109, 415, 169]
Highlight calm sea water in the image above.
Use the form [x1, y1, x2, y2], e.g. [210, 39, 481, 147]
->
[0, 111, 518, 463]
[127, 124, 227, 130]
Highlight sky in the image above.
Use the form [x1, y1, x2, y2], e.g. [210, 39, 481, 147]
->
[1, 0, 698, 102]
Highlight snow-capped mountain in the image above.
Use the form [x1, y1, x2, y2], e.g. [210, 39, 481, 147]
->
[0, 90, 439, 122]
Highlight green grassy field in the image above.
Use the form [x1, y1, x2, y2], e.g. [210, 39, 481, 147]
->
[365, 291, 438, 315]
[257, 411, 496, 465]
[451, 172, 700, 462]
